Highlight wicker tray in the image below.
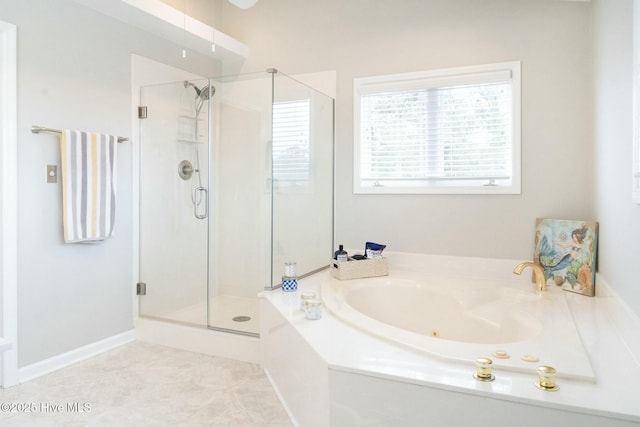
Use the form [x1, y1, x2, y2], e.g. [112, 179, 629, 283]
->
[330, 257, 388, 280]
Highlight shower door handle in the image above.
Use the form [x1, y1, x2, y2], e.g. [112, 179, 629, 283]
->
[194, 187, 208, 219]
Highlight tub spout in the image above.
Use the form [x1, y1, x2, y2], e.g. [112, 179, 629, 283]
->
[513, 262, 547, 292]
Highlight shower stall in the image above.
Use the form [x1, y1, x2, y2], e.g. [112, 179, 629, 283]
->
[137, 70, 334, 337]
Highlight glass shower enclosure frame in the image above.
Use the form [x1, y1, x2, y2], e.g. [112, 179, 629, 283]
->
[137, 69, 334, 337]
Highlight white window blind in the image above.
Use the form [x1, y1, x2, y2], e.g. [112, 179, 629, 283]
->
[272, 99, 310, 184]
[354, 62, 521, 194]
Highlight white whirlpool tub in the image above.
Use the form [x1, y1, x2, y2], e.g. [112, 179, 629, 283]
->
[321, 271, 595, 381]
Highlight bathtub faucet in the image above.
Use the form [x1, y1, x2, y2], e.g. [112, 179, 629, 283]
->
[512, 262, 547, 292]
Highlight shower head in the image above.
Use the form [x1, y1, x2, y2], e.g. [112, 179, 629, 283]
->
[198, 85, 215, 100]
[184, 81, 215, 100]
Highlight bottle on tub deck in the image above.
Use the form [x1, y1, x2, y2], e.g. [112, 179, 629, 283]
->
[334, 244, 348, 262]
[282, 261, 298, 292]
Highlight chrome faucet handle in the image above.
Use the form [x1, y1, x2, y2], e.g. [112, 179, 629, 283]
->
[513, 262, 547, 292]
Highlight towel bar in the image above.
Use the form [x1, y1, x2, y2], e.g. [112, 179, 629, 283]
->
[31, 125, 128, 143]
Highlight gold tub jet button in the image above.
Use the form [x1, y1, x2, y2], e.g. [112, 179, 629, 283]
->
[493, 350, 510, 359]
[521, 354, 540, 363]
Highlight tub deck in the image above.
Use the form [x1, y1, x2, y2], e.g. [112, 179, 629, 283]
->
[260, 252, 640, 427]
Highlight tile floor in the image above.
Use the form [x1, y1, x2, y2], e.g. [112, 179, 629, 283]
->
[0, 341, 292, 427]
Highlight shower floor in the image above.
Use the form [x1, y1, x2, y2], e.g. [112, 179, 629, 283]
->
[162, 295, 260, 336]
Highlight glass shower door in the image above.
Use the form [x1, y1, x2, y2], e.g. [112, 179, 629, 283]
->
[207, 73, 273, 336]
[138, 79, 211, 326]
[271, 72, 335, 286]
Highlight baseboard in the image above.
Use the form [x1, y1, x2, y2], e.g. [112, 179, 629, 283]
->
[18, 330, 136, 383]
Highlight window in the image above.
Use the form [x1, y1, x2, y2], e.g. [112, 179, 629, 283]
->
[354, 62, 520, 194]
[272, 99, 310, 186]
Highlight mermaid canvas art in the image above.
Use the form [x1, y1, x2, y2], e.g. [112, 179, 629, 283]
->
[533, 218, 599, 297]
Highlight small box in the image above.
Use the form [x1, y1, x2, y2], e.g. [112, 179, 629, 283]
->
[330, 257, 388, 280]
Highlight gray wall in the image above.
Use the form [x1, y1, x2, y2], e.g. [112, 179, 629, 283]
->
[0, 0, 218, 367]
[221, 1, 593, 258]
[592, 0, 640, 316]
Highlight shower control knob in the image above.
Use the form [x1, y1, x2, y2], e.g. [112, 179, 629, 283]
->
[178, 160, 194, 180]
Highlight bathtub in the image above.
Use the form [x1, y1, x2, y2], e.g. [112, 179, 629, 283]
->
[261, 252, 640, 426]
[320, 269, 595, 381]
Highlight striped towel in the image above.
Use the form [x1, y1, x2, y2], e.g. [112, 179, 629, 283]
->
[60, 130, 117, 243]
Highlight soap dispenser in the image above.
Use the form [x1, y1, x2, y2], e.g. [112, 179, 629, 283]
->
[334, 244, 348, 262]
